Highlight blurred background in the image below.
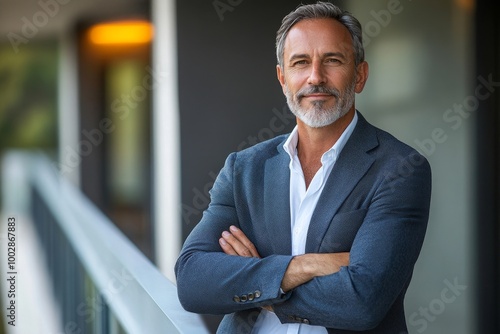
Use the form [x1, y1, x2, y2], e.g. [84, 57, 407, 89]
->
[0, 0, 498, 333]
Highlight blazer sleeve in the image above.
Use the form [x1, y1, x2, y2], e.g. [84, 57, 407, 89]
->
[273, 154, 432, 331]
[175, 152, 294, 314]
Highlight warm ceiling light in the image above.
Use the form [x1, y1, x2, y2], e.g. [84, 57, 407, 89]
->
[455, 0, 474, 11]
[88, 20, 154, 45]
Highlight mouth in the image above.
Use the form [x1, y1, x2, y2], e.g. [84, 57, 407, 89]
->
[301, 93, 335, 104]
[297, 87, 339, 101]
[303, 93, 333, 99]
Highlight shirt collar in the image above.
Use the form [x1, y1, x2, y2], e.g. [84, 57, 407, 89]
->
[283, 111, 359, 163]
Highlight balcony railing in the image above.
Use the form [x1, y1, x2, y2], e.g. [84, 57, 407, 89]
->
[2, 152, 208, 334]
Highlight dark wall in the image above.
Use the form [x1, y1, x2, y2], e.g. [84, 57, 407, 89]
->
[176, 2, 308, 331]
[475, 0, 500, 333]
[177, 0, 345, 241]
[175, 2, 343, 331]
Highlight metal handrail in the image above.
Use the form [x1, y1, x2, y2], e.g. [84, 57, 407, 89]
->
[26, 153, 208, 334]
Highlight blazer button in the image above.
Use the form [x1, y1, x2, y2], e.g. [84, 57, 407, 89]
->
[233, 295, 240, 303]
[240, 294, 248, 302]
[248, 293, 255, 301]
[303, 318, 310, 325]
[254, 290, 261, 298]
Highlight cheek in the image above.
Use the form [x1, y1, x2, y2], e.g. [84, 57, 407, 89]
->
[281, 75, 298, 93]
[327, 66, 350, 80]
[329, 69, 356, 90]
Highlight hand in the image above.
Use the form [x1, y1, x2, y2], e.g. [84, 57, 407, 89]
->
[281, 252, 350, 292]
[219, 225, 261, 258]
[219, 227, 273, 311]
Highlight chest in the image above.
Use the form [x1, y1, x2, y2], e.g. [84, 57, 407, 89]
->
[301, 160, 323, 188]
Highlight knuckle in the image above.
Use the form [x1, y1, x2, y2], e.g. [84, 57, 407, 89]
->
[244, 242, 255, 249]
[241, 249, 251, 257]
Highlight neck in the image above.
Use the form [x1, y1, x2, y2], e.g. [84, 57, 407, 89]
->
[296, 108, 355, 161]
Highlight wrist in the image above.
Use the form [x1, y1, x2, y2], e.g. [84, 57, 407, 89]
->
[281, 255, 313, 291]
[294, 254, 318, 278]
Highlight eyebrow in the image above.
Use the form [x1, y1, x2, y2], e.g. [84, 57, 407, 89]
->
[288, 52, 347, 63]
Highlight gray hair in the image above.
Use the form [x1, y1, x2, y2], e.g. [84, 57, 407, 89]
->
[276, 2, 365, 67]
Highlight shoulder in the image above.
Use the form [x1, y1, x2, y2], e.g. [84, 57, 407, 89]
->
[375, 127, 418, 157]
[217, 134, 289, 179]
[363, 120, 432, 191]
[357, 113, 427, 162]
[354, 113, 431, 183]
[233, 134, 289, 161]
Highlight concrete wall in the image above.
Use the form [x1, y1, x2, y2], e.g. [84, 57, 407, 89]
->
[347, 1, 475, 333]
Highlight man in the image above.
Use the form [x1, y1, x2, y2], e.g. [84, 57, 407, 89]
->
[175, 2, 431, 333]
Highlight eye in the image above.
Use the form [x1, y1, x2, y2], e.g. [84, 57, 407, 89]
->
[325, 58, 341, 65]
[292, 60, 307, 66]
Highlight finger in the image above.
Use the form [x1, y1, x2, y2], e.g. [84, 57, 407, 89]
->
[221, 230, 255, 258]
[219, 237, 238, 255]
[229, 226, 261, 258]
[221, 231, 252, 257]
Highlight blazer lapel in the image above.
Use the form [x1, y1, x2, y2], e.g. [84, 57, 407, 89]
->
[305, 113, 378, 253]
[264, 143, 292, 255]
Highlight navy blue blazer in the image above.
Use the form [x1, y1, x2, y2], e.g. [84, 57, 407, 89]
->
[175, 112, 432, 333]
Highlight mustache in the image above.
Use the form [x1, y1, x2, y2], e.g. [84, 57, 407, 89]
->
[296, 86, 340, 100]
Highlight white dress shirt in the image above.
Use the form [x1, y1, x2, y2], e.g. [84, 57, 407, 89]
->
[252, 112, 358, 334]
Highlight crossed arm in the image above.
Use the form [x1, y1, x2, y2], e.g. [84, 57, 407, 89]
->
[176, 150, 432, 329]
[219, 225, 350, 293]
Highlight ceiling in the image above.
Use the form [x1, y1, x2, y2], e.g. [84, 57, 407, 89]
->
[0, 0, 150, 43]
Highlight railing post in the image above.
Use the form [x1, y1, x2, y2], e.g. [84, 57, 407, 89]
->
[15, 153, 209, 334]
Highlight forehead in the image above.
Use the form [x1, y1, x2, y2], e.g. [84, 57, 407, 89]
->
[284, 18, 354, 58]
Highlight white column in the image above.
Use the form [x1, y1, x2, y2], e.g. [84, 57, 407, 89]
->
[57, 32, 80, 187]
[151, 0, 181, 282]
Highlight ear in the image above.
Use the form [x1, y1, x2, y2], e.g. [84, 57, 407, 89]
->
[276, 64, 286, 94]
[355, 61, 369, 94]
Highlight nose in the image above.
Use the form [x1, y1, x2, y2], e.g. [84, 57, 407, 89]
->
[307, 61, 327, 86]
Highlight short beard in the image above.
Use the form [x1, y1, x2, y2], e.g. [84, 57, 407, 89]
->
[285, 79, 356, 128]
